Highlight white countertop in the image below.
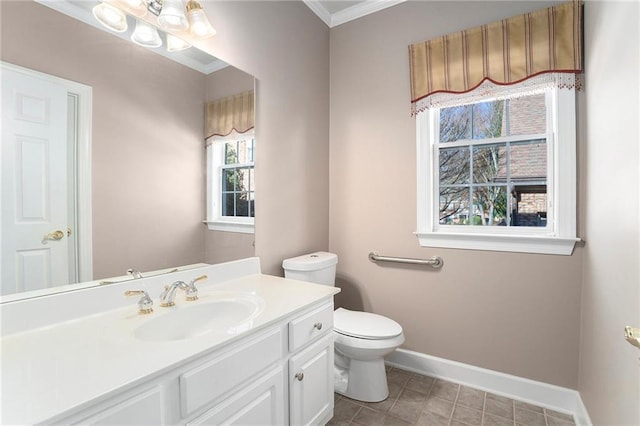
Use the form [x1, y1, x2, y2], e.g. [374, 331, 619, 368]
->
[0, 272, 339, 425]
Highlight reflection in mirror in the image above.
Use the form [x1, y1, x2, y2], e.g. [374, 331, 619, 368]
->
[0, 0, 255, 300]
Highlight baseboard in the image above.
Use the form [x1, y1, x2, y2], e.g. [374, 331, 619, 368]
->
[385, 348, 592, 426]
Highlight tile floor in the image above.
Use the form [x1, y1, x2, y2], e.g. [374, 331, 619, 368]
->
[328, 367, 576, 426]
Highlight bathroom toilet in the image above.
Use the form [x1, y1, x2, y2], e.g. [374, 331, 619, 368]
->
[282, 252, 405, 402]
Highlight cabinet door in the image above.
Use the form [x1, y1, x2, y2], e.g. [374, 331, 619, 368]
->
[289, 334, 334, 426]
[188, 366, 284, 426]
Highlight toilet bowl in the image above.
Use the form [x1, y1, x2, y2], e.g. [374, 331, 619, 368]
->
[333, 308, 405, 402]
[282, 252, 405, 403]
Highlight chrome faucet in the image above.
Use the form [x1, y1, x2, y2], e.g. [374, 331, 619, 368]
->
[159, 281, 187, 307]
[127, 268, 143, 279]
[159, 275, 208, 307]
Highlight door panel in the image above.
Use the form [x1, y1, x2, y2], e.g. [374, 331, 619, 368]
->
[1, 65, 69, 295]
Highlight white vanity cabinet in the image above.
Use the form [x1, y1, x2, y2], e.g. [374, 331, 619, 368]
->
[49, 299, 335, 426]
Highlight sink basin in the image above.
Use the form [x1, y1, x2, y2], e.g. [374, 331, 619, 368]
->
[134, 294, 264, 341]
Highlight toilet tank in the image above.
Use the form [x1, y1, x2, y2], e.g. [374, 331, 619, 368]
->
[282, 252, 338, 286]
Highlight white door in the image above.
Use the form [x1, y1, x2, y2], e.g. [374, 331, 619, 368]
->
[1, 65, 70, 295]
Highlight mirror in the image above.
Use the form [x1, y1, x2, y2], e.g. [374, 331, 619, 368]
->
[0, 0, 255, 299]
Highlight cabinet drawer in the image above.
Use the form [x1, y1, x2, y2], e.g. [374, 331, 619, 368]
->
[289, 302, 333, 352]
[180, 328, 282, 418]
[73, 386, 162, 425]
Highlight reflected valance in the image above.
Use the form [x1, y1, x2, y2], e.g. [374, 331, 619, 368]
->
[409, 1, 583, 114]
[205, 90, 254, 140]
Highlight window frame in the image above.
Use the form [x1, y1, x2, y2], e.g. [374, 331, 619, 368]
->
[205, 132, 255, 234]
[416, 84, 579, 255]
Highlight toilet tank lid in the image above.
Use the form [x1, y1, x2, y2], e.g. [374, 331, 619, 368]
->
[334, 308, 403, 339]
[282, 252, 338, 271]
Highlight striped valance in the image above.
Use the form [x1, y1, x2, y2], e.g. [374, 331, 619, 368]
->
[409, 1, 583, 115]
[205, 90, 254, 140]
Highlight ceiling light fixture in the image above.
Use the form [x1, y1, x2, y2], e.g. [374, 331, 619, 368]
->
[146, 0, 163, 16]
[92, 2, 128, 33]
[157, 0, 189, 31]
[131, 19, 162, 48]
[186, 0, 216, 38]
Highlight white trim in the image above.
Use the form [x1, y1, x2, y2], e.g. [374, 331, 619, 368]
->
[204, 220, 254, 234]
[386, 348, 592, 425]
[303, 0, 407, 28]
[415, 232, 579, 255]
[1, 61, 93, 283]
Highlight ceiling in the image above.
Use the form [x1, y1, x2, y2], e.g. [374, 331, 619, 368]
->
[303, 0, 407, 28]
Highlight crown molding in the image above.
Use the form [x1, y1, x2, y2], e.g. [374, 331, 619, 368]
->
[304, 0, 407, 28]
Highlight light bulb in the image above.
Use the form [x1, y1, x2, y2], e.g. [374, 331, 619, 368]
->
[92, 2, 128, 33]
[167, 34, 192, 52]
[131, 20, 162, 48]
[158, 0, 189, 32]
[186, 0, 216, 38]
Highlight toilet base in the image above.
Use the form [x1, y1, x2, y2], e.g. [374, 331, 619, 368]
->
[334, 357, 389, 402]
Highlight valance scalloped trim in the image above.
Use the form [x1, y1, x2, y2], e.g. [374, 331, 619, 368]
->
[204, 90, 254, 143]
[205, 127, 255, 147]
[409, 1, 583, 115]
[411, 71, 583, 116]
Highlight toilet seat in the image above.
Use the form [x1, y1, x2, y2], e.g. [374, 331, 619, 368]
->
[334, 308, 403, 340]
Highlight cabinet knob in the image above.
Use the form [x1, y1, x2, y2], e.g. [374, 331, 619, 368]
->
[313, 322, 323, 330]
[295, 372, 304, 381]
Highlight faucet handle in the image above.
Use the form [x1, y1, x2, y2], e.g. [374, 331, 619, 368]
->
[124, 290, 153, 314]
[184, 275, 207, 301]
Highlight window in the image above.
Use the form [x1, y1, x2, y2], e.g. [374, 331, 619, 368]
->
[206, 131, 255, 233]
[416, 83, 578, 255]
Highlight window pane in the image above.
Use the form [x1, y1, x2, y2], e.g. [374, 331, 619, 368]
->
[439, 147, 469, 184]
[224, 142, 238, 165]
[236, 192, 250, 217]
[472, 144, 507, 184]
[222, 193, 235, 216]
[505, 94, 546, 136]
[512, 189, 547, 227]
[247, 167, 255, 192]
[248, 192, 255, 218]
[222, 168, 237, 191]
[440, 105, 471, 142]
[237, 139, 248, 163]
[510, 139, 546, 181]
[440, 100, 506, 143]
[439, 187, 469, 224]
[472, 186, 508, 226]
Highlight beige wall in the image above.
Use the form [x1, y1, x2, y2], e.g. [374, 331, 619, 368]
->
[191, 1, 331, 275]
[1, 1, 207, 280]
[329, 1, 583, 389]
[578, 1, 640, 424]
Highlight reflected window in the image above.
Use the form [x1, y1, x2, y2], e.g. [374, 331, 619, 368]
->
[206, 131, 255, 233]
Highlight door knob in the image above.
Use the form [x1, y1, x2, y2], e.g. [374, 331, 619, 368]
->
[295, 372, 304, 381]
[43, 230, 64, 243]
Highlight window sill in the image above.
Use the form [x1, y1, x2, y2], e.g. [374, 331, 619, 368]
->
[204, 220, 254, 234]
[415, 232, 580, 255]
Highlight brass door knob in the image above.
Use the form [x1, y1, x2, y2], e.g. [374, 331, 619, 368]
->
[43, 230, 64, 242]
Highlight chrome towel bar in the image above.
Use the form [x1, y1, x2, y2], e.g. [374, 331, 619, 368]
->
[368, 252, 444, 269]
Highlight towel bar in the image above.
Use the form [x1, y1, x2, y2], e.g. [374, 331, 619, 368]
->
[368, 252, 443, 269]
